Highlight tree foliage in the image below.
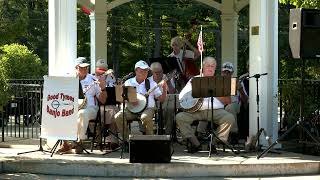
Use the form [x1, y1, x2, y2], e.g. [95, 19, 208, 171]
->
[0, 59, 9, 109]
[0, 43, 45, 79]
[279, 0, 320, 8]
[0, 0, 48, 64]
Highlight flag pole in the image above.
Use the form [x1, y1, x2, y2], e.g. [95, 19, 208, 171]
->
[200, 25, 203, 75]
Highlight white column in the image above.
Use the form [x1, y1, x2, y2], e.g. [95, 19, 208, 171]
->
[249, 0, 278, 147]
[48, 0, 77, 76]
[89, 0, 107, 73]
[221, 13, 239, 75]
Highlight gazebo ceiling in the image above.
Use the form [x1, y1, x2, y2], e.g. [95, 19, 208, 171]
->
[77, 0, 249, 13]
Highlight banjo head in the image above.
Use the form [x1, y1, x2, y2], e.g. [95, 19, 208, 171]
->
[127, 93, 147, 113]
[179, 90, 199, 110]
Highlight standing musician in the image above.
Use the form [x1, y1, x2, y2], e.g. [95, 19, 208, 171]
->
[176, 57, 235, 153]
[148, 62, 174, 134]
[114, 60, 165, 142]
[57, 57, 107, 154]
[94, 59, 119, 150]
[169, 36, 200, 90]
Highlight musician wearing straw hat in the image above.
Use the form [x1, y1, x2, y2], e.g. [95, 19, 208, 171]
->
[57, 57, 107, 154]
[176, 56, 235, 153]
[114, 60, 164, 142]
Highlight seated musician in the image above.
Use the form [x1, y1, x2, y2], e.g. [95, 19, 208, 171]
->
[197, 62, 246, 140]
[175, 57, 235, 153]
[148, 62, 174, 134]
[114, 60, 165, 142]
[94, 59, 119, 150]
[57, 57, 107, 154]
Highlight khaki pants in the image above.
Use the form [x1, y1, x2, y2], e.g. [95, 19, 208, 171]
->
[115, 108, 155, 141]
[176, 109, 235, 142]
[225, 102, 240, 132]
[78, 106, 98, 140]
[197, 102, 240, 134]
[160, 94, 180, 135]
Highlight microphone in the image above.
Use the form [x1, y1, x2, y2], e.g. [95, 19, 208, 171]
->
[248, 73, 268, 79]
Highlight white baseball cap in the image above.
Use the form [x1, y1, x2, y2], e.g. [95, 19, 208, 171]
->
[134, 60, 150, 70]
[75, 57, 90, 68]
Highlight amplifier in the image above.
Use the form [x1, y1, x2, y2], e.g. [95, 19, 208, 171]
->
[129, 135, 172, 163]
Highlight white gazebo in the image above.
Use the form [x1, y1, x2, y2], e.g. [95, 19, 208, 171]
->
[48, 0, 278, 147]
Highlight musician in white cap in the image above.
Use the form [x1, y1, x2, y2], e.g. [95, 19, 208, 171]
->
[57, 57, 107, 154]
[176, 57, 235, 153]
[114, 60, 164, 142]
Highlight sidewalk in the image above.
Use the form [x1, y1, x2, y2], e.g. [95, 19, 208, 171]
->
[1, 138, 320, 178]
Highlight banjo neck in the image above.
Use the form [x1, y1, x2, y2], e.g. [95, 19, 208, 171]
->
[145, 70, 176, 97]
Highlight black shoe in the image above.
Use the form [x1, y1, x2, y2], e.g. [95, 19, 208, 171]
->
[187, 144, 202, 153]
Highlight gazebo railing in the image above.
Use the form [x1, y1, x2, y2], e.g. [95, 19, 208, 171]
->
[278, 79, 320, 145]
[1, 79, 43, 142]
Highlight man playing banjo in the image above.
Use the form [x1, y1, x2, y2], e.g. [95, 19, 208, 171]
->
[176, 56, 235, 153]
[114, 60, 165, 142]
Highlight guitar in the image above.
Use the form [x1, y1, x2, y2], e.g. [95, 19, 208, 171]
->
[126, 70, 176, 114]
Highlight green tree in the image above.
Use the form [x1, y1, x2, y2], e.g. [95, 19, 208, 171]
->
[279, 0, 320, 8]
[0, 57, 9, 109]
[0, 43, 46, 79]
[0, 0, 48, 64]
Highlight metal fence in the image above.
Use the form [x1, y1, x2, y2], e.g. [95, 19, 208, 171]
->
[278, 79, 320, 145]
[1, 79, 43, 142]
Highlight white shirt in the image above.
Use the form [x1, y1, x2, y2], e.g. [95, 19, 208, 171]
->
[169, 49, 195, 73]
[105, 73, 116, 87]
[80, 74, 101, 108]
[125, 77, 162, 108]
[179, 77, 224, 110]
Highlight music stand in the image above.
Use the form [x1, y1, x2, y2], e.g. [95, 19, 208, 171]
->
[97, 87, 120, 155]
[115, 85, 137, 158]
[149, 57, 180, 74]
[191, 76, 236, 157]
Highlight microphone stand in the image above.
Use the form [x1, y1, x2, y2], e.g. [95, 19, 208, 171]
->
[247, 73, 268, 151]
[120, 86, 128, 159]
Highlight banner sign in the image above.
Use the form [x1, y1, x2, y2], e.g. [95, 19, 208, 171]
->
[41, 76, 78, 140]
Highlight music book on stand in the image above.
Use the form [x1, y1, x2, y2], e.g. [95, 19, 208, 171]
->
[115, 85, 137, 103]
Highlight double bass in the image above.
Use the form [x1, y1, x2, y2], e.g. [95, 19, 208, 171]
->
[181, 24, 200, 82]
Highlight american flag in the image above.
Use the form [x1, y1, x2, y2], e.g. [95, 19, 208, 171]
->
[197, 30, 204, 53]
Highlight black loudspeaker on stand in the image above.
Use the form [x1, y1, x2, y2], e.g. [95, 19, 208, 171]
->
[289, 8, 320, 59]
[257, 59, 320, 159]
[258, 8, 320, 159]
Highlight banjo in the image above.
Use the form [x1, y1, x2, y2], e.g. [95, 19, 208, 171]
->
[179, 90, 203, 113]
[126, 71, 176, 114]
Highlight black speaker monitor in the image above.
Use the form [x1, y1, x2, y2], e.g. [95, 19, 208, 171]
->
[289, 8, 320, 59]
